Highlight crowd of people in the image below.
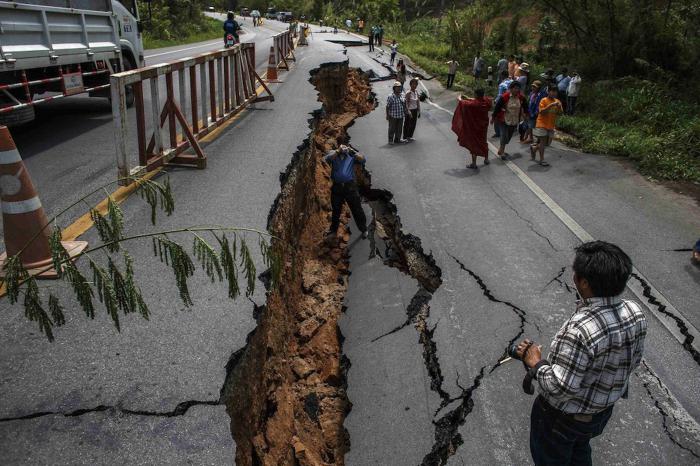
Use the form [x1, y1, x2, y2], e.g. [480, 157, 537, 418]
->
[447, 53, 583, 169]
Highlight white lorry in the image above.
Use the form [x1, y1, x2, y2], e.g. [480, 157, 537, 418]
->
[0, 0, 145, 126]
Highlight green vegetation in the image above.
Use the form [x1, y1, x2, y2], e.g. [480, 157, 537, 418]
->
[140, 1, 223, 49]
[557, 79, 700, 183]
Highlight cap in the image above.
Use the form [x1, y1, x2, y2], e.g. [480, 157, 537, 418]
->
[519, 62, 530, 71]
[393, 81, 402, 88]
[532, 80, 543, 88]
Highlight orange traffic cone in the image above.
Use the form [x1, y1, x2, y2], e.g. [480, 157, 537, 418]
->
[0, 126, 87, 278]
[266, 46, 280, 82]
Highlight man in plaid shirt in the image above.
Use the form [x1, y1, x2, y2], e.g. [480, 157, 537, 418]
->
[386, 81, 410, 144]
[515, 241, 647, 466]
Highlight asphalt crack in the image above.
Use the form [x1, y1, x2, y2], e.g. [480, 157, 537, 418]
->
[637, 361, 700, 459]
[450, 254, 539, 350]
[0, 400, 219, 423]
[631, 273, 700, 366]
[420, 366, 487, 466]
[541, 266, 574, 294]
[489, 186, 558, 252]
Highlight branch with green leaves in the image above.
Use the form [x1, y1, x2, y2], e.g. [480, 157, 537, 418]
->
[1, 176, 281, 342]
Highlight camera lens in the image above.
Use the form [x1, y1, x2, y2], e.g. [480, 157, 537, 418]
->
[507, 343, 519, 359]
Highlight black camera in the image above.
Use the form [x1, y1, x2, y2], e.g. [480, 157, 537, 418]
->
[505, 342, 536, 395]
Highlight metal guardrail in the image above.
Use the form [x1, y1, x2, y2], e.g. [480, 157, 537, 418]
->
[110, 43, 273, 185]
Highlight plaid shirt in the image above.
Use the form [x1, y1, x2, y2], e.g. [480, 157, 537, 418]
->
[386, 92, 406, 119]
[535, 296, 647, 414]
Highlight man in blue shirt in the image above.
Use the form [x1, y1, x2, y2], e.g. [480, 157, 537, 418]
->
[223, 12, 240, 45]
[323, 145, 368, 240]
[556, 67, 571, 113]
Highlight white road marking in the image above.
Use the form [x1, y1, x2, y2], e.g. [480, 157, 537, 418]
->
[427, 98, 700, 356]
[145, 41, 222, 59]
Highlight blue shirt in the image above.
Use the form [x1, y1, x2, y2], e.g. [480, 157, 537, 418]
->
[498, 78, 512, 97]
[324, 149, 363, 183]
[557, 75, 571, 92]
[529, 88, 546, 116]
[224, 20, 239, 35]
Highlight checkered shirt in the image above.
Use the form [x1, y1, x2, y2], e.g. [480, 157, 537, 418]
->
[386, 93, 406, 119]
[535, 296, 647, 414]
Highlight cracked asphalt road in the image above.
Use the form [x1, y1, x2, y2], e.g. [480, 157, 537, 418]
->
[1, 25, 699, 465]
[342, 44, 700, 465]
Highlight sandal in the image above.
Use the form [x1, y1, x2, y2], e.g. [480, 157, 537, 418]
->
[538, 160, 550, 167]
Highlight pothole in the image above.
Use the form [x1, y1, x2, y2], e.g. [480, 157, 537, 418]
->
[221, 61, 374, 466]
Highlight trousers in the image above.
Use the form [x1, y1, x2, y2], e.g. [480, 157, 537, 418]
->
[530, 395, 613, 466]
[388, 117, 404, 142]
[403, 109, 418, 138]
[330, 181, 367, 234]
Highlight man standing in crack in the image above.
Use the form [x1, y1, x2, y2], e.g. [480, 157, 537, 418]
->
[514, 241, 647, 466]
[323, 144, 368, 241]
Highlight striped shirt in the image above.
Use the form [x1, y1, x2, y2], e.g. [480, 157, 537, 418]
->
[386, 93, 406, 119]
[535, 296, 647, 414]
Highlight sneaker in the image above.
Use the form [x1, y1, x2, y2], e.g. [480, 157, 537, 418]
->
[401, 139, 410, 144]
[467, 163, 478, 169]
[361, 230, 369, 240]
[501, 153, 508, 161]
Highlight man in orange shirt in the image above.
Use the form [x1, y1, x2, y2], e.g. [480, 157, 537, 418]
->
[531, 86, 562, 166]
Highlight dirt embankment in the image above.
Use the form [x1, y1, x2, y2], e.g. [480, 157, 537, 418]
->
[224, 62, 374, 466]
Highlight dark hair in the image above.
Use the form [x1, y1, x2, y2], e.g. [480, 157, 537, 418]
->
[561, 67, 568, 74]
[499, 70, 508, 80]
[227, 11, 234, 20]
[475, 88, 485, 97]
[573, 241, 632, 297]
[509, 80, 521, 89]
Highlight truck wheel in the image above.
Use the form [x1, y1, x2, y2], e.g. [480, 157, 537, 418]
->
[0, 105, 36, 127]
[123, 57, 136, 108]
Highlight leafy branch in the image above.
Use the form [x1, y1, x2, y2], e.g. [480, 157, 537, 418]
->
[1, 176, 281, 342]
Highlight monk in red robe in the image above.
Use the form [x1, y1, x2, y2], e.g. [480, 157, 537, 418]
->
[451, 88, 492, 169]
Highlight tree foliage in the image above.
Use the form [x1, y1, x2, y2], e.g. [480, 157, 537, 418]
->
[0, 177, 281, 342]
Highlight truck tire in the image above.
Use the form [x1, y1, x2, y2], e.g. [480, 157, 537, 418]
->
[123, 57, 136, 108]
[0, 105, 36, 127]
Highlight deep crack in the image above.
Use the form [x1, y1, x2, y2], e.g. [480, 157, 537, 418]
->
[541, 266, 574, 294]
[631, 273, 700, 366]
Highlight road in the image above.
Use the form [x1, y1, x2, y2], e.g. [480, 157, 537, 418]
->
[1, 23, 699, 466]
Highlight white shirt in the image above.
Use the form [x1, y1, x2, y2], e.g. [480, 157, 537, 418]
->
[567, 75, 582, 97]
[447, 60, 459, 74]
[406, 89, 420, 110]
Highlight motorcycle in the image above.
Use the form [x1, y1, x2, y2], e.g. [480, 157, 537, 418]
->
[224, 33, 238, 48]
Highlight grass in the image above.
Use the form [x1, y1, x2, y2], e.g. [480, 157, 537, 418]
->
[142, 17, 223, 50]
[557, 78, 700, 183]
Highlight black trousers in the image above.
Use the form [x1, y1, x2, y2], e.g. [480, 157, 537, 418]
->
[446, 73, 455, 88]
[330, 181, 367, 234]
[530, 395, 613, 466]
[403, 109, 418, 138]
[368, 38, 374, 51]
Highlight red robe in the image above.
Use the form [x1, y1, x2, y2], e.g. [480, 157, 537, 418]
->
[452, 97, 492, 157]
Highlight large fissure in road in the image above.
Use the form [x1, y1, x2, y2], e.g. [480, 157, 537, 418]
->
[221, 61, 374, 465]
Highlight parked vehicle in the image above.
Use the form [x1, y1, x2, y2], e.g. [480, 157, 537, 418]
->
[265, 7, 276, 19]
[0, 0, 145, 126]
[276, 11, 293, 22]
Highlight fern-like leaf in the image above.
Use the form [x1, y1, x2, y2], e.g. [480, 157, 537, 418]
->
[239, 237, 256, 297]
[152, 235, 195, 306]
[136, 177, 175, 225]
[24, 277, 54, 341]
[3, 254, 29, 305]
[193, 234, 223, 283]
[89, 259, 121, 331]
[48, 294, 66, 327]
[216, 234, 240, 299]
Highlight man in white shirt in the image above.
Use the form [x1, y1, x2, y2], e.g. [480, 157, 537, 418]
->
[446, 59, 460, 89]
[403, 78, 421, 141]
[566, 71, 582, 115]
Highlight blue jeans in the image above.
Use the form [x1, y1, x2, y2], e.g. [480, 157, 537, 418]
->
[530, 395, 613, 466]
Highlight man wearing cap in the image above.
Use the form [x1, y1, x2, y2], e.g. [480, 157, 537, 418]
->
[523, 80, 546, 144]
[515, 62, 530, 90]
[323, 145, 368, 240]
[386, 81, 410, 144]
